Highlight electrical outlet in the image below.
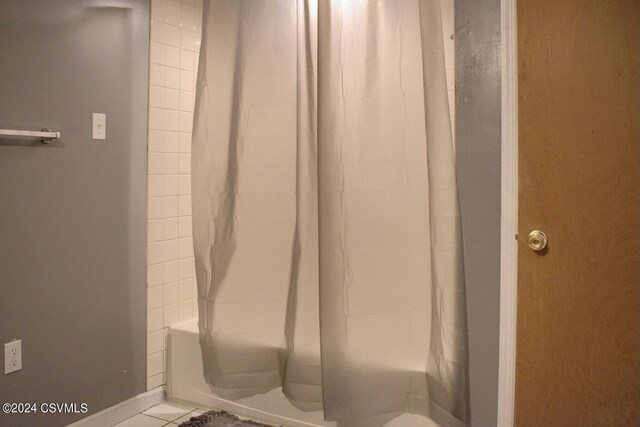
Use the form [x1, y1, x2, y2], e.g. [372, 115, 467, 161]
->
[4, 340, 22, 374]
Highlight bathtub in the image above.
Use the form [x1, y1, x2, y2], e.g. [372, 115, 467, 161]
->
[167, 318, 438, 427]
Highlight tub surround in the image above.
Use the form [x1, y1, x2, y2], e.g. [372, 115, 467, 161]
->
[146, 0, 204, 391]
[146, 0, 455, 398]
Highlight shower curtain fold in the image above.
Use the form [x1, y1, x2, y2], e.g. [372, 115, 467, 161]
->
[192, 1, 468, 426]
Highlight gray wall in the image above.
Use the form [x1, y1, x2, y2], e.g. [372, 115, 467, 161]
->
[455, 1, 502, 426]
[0, 1, 149, 426]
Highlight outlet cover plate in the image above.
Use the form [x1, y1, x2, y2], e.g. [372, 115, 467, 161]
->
[4, 340, 22, 374]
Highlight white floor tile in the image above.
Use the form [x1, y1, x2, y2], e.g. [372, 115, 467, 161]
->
[112, 413, 168, 427]
[143, 402, 195, 422]
[173, 408, 206, 424]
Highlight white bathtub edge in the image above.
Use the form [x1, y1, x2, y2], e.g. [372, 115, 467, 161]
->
[167, 318, 332, 427]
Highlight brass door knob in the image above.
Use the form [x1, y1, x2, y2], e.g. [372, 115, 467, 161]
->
[527, 230, 548, 251]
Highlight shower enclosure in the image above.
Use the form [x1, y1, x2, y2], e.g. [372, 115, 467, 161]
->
[185, 1, 468, 426]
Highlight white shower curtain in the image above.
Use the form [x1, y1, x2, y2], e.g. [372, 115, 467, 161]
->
[192, 1, 468, 426]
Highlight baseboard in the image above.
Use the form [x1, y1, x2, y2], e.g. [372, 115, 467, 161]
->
[66, 387, 165, 427]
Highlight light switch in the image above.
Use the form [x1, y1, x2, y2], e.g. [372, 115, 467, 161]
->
[92, 113, 106, 140]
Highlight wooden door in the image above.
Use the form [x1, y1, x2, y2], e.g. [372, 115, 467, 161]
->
[516, 0, 640, 425]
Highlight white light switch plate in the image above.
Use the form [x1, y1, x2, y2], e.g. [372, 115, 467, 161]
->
[4, 340, 22, 374]
[92, 113, 106, 140]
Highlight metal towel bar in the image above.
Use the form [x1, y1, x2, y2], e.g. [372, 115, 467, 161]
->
[0, 128, 60, 144]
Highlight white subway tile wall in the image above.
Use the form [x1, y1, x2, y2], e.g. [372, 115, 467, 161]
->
[145, 0, 454, 391]
[147, 0, 203, 391]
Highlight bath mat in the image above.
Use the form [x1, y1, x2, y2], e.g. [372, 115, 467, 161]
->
[177, 410, 280, 427]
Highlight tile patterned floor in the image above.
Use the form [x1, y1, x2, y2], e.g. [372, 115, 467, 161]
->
[112, 402, 206, 426]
